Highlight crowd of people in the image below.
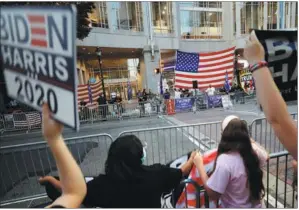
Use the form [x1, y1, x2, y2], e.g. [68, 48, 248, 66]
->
[36, 31, 297, 208]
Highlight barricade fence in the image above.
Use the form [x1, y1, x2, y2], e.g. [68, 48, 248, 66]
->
[0, 92, 260, 134]
[1, 113, 297, 207]
[249, 113, 298, 153]
[2, 101, 162, 133]
[0, 134, 113, 206]
[119, 121, 223, 165]
[186, 151, 297, 208]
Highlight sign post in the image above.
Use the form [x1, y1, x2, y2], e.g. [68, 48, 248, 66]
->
[0, 6, 79, 131]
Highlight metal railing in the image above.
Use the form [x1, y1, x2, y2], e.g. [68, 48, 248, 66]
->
[183, 151, 297, 208]
[1, 101, 162, 134]
[119, 121, 222, 165]
[0, 92, 262, 134]
[249, 113, 298, 153]
[0, 134, 113, 207]
[0, 114, 298, 208]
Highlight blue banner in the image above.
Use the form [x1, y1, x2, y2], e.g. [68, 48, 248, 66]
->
[175, 98, 194, 111]
[207, 95, 222, 108]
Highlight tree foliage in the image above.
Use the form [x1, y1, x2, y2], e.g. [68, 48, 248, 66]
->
[1, 2, 95, 40]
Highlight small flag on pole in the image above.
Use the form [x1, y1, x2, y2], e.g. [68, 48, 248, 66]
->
[224, 71, 231, 92]
[87, 83, 93, 104]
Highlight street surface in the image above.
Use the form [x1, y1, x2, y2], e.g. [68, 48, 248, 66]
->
[0, 101, 297, 207]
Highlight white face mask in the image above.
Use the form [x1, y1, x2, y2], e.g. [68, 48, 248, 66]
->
[141, 142, 147, 164]
[141, 147, 146, 164]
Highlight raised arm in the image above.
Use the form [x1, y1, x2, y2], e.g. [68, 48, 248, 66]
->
[42, 104, 86, 208]
[244, 31, 297, 160]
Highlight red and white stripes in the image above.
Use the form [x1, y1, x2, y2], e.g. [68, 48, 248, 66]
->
[175, 47, 235, 90]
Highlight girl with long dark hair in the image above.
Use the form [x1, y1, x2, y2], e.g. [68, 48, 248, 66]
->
[193, 117, 267, 208]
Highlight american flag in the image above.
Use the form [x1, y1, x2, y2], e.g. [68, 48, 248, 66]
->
[12, 113, 42, 128]
[78, 81, 102, 109]
[27, 15, 48, 48]
[175, 47, 235, 89]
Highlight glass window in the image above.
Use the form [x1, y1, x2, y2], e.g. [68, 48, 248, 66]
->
[240, 2, 261, 34]
[112, 2, 143, 32]
[267, 2, 278, 29]
[88, 2, 108, 28]
[151, 2, 174, 34]
[180, 7, 222, 39]
[180, 2, 222, 8]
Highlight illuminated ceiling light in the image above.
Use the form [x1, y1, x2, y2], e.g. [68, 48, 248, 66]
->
[164, 6, 166, 10]
[162, 11, 165, 14]
[209, 13, 213, 16]
[82, 47, 86, 50]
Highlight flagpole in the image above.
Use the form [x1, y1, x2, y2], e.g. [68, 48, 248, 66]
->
[96, 47, 106, 101]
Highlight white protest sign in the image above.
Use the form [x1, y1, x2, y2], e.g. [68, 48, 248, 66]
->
[0, 6, 79, 131]
[221, 95, 233, 110]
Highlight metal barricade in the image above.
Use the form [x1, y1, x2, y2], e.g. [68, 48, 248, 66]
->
[249, 113, 298, 153]
[0, 115, 4, 133]
[79, 102, 159, 124]
[263, 151, 297, 208]
[0, 133, 113, 207]
[179, 151, 296, 208]
[172, 179, 209, 208]
[1, 112, 42, 133]
[118, 121, 222, 165]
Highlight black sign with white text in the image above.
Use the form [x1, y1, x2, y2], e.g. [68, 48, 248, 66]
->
[254, 30, 297, 102]
[0, 6, 79, 130]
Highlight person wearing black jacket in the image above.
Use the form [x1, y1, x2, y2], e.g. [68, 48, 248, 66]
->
[97, 93, 107, 119]
[39, 135, 196, 208]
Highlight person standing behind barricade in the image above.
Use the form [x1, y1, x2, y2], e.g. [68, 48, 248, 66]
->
[79, 100, 88, 120]
[97, 93, 107, 120]
[39, 135, 196, 208]
[148, 89, 154, 100]
[137, 90, 145, 117]
[110, 90, 117, 104]
[206, 84, 215, 96]
[193, 116, 268, 208]
[163, 89, 170, 100]
[206, 84, 216, 108]
[115, 93, 123, 117]
[142, 89, 148, 102]
[244, 31, 298, 160]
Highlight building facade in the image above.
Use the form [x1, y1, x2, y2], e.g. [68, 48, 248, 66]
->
[76, 1, 298, 98]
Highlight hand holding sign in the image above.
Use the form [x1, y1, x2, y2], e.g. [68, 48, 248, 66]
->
[244, 29, 298, 160]
[0, 6, 79, 130]
[42, 103, 63, 142]
[251, 29, 297, 102]
[244, 31, 265, 65]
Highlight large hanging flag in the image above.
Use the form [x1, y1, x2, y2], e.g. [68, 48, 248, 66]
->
[77, 81, 102, 109]
[175, 47, 235, 89]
